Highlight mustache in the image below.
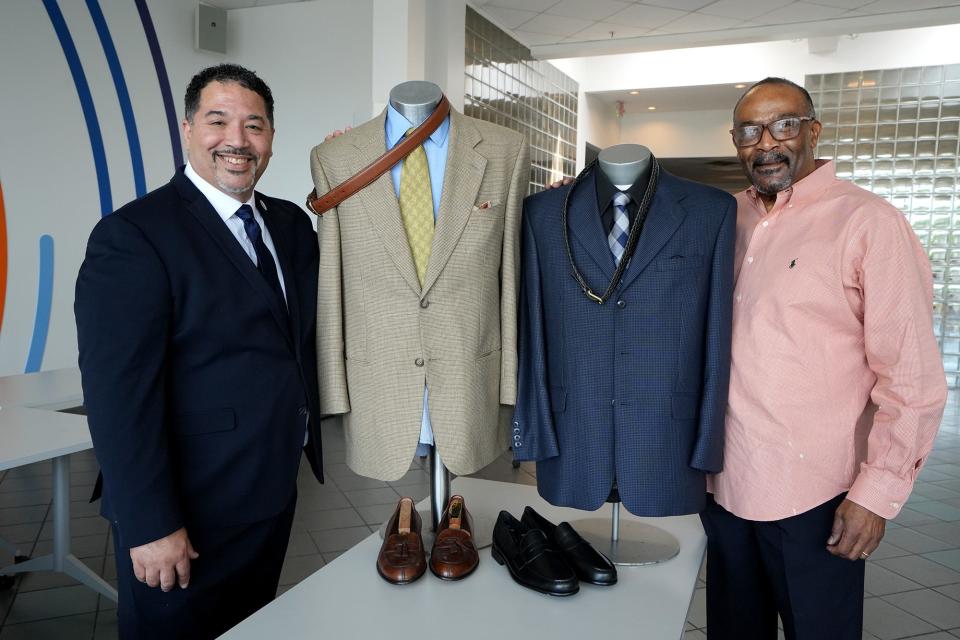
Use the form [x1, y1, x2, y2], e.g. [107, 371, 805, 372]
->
[213, 147, 257, 160]
[752, 151, 788, 169]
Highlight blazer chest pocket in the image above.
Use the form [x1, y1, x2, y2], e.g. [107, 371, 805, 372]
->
[656, 254, 702, 271]
[174, 408, 236, 436]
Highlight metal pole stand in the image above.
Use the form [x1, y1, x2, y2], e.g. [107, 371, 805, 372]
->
[574, 501, 681, 566]
[0, 456, 118, 600]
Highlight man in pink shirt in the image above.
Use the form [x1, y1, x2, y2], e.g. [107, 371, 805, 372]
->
[702, 77, 947, 639]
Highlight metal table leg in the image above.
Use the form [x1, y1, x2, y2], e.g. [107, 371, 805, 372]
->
[0, 455, 118, 601]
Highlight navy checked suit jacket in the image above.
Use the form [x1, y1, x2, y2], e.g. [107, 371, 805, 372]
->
[512, 168, 736, 516]
[75, 169, 323, 549]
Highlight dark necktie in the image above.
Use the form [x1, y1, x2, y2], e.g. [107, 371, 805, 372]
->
[235, 204, 286, 310]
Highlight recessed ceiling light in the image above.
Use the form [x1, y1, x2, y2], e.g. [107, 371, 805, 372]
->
[735, 83, 746, 89]
[647, 106, 656, 111]
[629, 90, 640, 95]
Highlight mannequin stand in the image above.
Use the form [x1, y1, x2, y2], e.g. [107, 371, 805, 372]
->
[574, 485, 680, 566]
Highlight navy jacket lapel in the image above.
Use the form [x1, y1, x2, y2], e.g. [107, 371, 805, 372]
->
[257, 195, 300, 350]
[619, 171, 688, 292]
[568, 170, 615, 281]
[172, 172, 293, 349]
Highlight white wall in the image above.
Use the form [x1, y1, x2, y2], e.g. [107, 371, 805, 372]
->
[577, 92, 620, 170]
[619, 109, 732, 159]
[0, 0, 376, 375]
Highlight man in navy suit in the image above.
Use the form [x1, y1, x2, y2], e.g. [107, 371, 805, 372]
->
[75, 64, 322, 639]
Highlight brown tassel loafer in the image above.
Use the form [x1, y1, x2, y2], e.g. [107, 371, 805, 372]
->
[429, 495, 479, 580]
[377, 497, 427, 584]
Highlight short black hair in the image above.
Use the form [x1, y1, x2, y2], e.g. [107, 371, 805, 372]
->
[184, 63, 274, 126]
[734, 77, 816, 121]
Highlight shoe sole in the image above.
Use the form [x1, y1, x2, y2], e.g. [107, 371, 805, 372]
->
[490, 541, 579, 597]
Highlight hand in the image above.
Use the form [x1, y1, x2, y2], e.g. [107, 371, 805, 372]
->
[130, 527, 199, 591]
[324, 126, 352, 142]
[545, 177, 574, 189]
[826, 499, 886, 561]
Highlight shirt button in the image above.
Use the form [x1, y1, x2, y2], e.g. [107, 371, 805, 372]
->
[415, 358, 424, 367]
[736, 294, 742, 302]
[799, 453, 805, 459]
[762, 221, 769, 228]
[747, 256, 754, 264]
[419, 299, 429, 309]
[891, 502, 900, 509]
[616, 299, 626, 308]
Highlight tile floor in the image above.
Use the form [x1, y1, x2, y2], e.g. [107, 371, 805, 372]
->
[1, 395, 960, 639]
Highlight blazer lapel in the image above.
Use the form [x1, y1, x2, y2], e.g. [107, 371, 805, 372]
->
[619, 171, 687, 292]
[173, 173, 294, 349]
[568, 170, 615, 281]
[350, 112, 421, 296]
[421, 110, 486, 297]
[257, 196, 299, 349]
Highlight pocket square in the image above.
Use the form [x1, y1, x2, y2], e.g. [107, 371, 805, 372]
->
[476, 200, 493, 210]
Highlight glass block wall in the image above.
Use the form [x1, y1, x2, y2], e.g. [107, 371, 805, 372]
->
[807, 65, 960, 386]
[465, 6, 578, 194]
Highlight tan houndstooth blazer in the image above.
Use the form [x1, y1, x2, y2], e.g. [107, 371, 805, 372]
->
[310, 109, 529, 481]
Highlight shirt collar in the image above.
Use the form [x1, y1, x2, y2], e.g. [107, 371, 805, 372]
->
[745, 159, 836, 211]
[384, 102, 451, 150]
[595, 164, 648, 212]
[184, 161, 257, 223]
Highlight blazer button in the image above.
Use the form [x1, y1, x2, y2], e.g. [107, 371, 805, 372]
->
[415, 358, 424, 367]
[616, 299, 626, 308]
[419, 299, 430, 309]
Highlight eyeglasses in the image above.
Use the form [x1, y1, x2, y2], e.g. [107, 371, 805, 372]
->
[730, 116, 816, 147]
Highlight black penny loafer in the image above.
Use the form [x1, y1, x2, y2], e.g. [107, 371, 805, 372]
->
[521, 506, 617, 586]
[491, 510, 579, 597]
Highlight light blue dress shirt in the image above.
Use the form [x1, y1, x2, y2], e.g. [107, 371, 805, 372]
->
[385, 103, 451, 455]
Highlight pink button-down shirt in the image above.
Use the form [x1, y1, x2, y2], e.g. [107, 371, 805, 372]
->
[709, 160, 947, 521]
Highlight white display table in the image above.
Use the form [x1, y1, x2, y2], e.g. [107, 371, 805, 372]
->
[0, 369, 117, 601]
[221, 477, 705, 640]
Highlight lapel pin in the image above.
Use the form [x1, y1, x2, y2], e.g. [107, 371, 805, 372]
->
[789, 258, 798, 269]
[259, 199, 267, 211]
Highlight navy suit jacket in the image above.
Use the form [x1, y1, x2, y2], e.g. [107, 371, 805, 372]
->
[75, 169, 322, 549]
[513, 168, 735, 516]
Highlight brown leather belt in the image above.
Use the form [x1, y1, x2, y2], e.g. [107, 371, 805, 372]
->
[306, 95, 451, 216]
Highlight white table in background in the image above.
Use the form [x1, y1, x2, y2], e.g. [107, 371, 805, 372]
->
[0, 370, 117, 601]
[221, 477, 705, 640]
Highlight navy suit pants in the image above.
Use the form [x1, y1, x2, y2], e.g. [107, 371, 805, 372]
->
[110, 494, 296, 640]
[700, 493, 865, 640]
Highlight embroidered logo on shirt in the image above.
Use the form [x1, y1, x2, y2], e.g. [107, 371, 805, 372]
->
[789, 258, 798, 269]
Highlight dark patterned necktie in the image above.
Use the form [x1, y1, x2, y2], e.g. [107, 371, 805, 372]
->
[235, 204, 286, 310]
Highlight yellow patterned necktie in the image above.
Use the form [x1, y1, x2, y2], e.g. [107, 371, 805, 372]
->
[398, 127, 434, 287]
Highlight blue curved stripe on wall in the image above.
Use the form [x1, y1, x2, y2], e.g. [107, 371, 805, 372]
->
[134, 0, 183, 171]
[25, 236, 54, 374]
[42, 0, 112, 217]
[86, 0, 146, 197]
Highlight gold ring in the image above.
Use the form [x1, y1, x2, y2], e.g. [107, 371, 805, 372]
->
[860, 551, 870, 559]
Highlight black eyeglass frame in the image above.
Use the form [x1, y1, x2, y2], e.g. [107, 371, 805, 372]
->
[729, 116, 817, 148]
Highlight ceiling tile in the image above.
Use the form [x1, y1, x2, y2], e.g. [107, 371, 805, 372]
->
[203, 0, 259, 8]
[545, 0, 633, 21]
[752, 1, 851, 23]
[565, 22, 651, 42]
[658, 12, 749, 33]
[512, 30, 565, 46]
[480, 5, 539, 29]
[486, 0, 561, 12]
[804, 0, 874, 8]
[607, 3, 690, 29]
[517, 13, 595, 36]
[698, 0, 793, 20]
[857, 0, 960, 12]
[638, 0, 714, 10]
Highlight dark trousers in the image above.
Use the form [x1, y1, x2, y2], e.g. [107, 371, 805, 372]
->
[699, 493, 865, 640]
[111, 494, 296, 640]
